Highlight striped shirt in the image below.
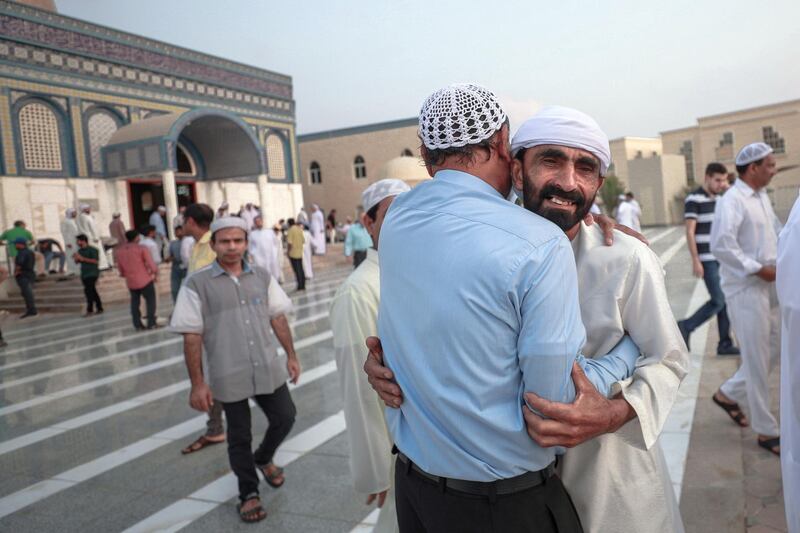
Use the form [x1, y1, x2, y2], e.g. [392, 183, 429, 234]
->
[684, 186, 716, 262]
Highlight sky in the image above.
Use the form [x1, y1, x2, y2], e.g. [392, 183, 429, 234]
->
[57, 0, 800, 138]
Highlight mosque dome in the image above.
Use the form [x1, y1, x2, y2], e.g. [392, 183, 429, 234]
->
[376, 156, 430, 187]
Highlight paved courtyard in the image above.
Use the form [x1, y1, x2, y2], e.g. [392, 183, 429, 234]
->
[0, 226, 786, 532]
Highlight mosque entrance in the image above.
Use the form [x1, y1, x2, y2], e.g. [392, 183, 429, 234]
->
[127, 179, 196, 231]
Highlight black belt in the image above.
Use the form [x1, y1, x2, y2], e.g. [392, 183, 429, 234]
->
[397, 451, 554, 497]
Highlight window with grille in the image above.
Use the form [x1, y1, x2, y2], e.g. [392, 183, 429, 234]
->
[715, 131, 734, 161]
[309, 161, 321, 184]
[266, 134, 287, 179]
[762, 126, 786, 154]
[87, 110, 119, 174]
[679, 140, 695, 184]
[354, 155, 367, 179]
[19, 102, 63, 171]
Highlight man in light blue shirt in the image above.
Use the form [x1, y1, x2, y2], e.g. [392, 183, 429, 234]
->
[378, 84, 639, 533]
[344, 211, 373, 269]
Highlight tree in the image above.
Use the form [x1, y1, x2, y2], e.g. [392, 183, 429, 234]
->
[599, 174, 625, 215]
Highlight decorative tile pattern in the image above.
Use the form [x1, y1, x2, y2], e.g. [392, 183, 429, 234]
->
[0, 14, 291, 98]
[266, 134, 287, 179]
[18, 101, 62, 171]
[87, 111, 118, 174]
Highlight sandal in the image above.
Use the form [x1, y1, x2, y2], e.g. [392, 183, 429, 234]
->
[712, 392, 749, 427]
[237, 495, 267, 523]
[257, 463, 286, 488]
[757, 437, 780, 456]
[181, 434, 225, 455]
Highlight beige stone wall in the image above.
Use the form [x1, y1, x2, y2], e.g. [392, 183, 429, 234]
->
[299, 124, 420, 220]
[626, 154, 687, 226]
[609, 137, 662, 184]
[662, 99, 800, 219]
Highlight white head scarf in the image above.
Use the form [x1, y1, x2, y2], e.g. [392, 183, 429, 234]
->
[511, 105, 611, 176]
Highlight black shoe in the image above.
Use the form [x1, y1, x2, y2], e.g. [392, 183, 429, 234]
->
[677, 320, 690, 350]
[717, 344, 741, 356]
[20, 311, 38, 319]
[96, 309, 104, 314]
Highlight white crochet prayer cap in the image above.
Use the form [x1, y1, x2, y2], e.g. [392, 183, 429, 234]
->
[418, 83, 507, 150]
[65, 208, 76, 217]
[511, 105, 612, 176]
[210, 216, 248, 235]
[362, 179, 411, 213]
[735, 142, 773, 166]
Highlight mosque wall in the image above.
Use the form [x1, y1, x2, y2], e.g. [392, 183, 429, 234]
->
[299, 119, 419, 220]
[0, 0, 303, 244]
[609, 137, 663, 184]
[627, 155, 686, 226]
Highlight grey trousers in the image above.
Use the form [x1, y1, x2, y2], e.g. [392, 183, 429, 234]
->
[206, 400, 225, 436]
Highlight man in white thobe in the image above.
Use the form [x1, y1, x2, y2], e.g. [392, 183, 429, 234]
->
[302, 226, 314, 279]
[710, 142, 782, 456]
[60, 208, 80, 276]
[77, 204, 109, 270]
[331, 179, 410, 533]
[309, 204, 326, 255]
[616, 194, 639, 231]
[777, 192, 799, 532]
[248, 215, 279, 278]
[365, 106, 689, 532]
[272, 224, 285, 283]
[241, 203, 260, 230]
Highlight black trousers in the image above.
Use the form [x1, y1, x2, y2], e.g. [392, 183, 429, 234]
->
[16, 276, 36, 314]
[81, 276, 103, 313]
[129, 281, 156, 329]
[222, 384, 296, 501]
[395, 457, 583, 533]
[353, 250, 367, 269]
[289, 257, 305, 290]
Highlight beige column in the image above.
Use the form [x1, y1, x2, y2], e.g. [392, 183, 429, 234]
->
[161, 170, 178, 240]
[257, 174, 270, 224]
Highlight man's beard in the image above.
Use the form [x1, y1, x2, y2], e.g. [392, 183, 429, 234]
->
[522, 179, 594, 232]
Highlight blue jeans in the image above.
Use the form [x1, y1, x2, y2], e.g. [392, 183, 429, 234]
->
[43, 251, 65, 272]
[170, 267, 186, 303]
[682, 260, 733, 347]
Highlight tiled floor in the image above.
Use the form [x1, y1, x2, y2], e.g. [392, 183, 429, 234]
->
[0, 226, 785, 532]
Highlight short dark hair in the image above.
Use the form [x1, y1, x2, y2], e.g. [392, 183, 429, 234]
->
[287, 218, 295, 226]
[13, 220, 24, 227]
[125, 230, 139, 242]
[625, 191, 635, 199]
[184, 203, 214, 228]
[76, 234, 88, 243]
[140, 224, 155, 235]
[705, 162, 727, 176]
[366, 203, 380, 222]
[420, 120, 509, 168]
[174, 224, 183, 230]
[736, 156, 767, 177]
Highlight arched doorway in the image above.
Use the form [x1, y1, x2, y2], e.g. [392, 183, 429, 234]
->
[102, 108, 267, 237]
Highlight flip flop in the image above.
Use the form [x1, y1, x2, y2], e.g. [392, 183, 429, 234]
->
[712, 393, 749, 428]
[757, 437, 780, 456]
[181, 434, 224, 455]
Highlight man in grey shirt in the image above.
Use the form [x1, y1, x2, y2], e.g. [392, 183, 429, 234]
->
[170, 216, 302, 523]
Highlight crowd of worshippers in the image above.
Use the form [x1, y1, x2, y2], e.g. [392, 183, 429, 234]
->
[166, 84, 797, 531]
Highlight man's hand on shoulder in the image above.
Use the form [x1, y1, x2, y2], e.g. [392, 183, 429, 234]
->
[585, 213, 649, 247]
[363, 336, 403, 408]
[523, 362, 636, 448]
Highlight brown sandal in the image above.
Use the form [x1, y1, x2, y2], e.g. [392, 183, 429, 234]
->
[237, 495, 267, 523]
[258, 463, 286, 488]
[757, 437, 780, 456]
[712, 393, 749, 427]
[181, 434, 224, 455]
